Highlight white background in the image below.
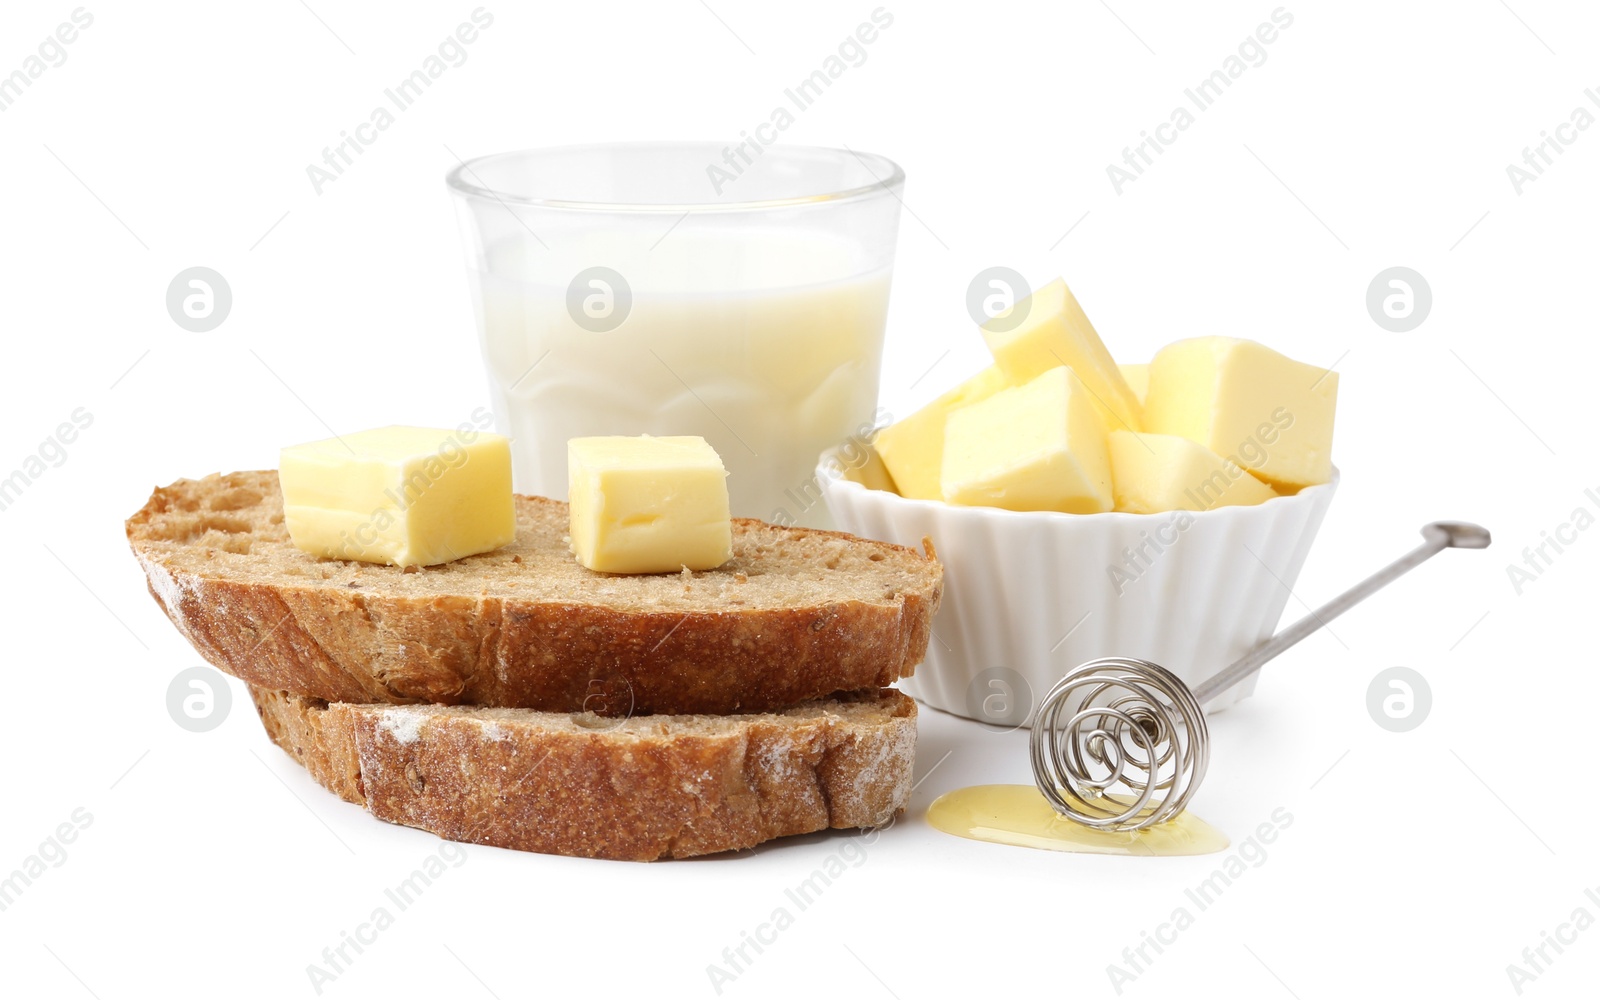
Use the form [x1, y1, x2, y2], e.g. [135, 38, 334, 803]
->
[2, 1, 1597, 997]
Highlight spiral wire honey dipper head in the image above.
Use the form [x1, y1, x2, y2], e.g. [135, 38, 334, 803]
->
[1029, 521, 1490, 833]
[1030, 657, 1208, 830]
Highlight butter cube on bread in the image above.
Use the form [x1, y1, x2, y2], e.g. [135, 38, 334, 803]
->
[279, 425, 514, 568]
[568, 435, 732, 574]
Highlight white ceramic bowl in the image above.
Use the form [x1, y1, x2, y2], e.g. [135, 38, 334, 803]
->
[818, 452, 1338, 725]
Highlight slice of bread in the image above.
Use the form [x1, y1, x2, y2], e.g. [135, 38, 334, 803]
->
[251, 686, 916, 861]
[129, 472, 942, 715]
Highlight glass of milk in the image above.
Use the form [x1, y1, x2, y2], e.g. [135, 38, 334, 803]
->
[446, 143, 903, 528]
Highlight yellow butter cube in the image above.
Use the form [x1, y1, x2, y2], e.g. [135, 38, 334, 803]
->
[568, 435, 732, 574]
[1118, 363, 1149, 406]
[280, 426, 515, 568]
[941, 367, 1113, 514]
[1110, 431, 1277, 514]
[874, 365, 1012, 500]
[980, 278, 1143, 433]
[1143, 337, 1338, 490]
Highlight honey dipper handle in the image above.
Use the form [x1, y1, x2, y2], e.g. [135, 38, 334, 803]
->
[1191, 521, 1491, 704]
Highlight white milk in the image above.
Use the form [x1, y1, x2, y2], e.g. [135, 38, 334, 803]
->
[465, 227, 892, 526]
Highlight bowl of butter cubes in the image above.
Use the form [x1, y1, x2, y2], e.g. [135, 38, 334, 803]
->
[819, 277, 1339, 725]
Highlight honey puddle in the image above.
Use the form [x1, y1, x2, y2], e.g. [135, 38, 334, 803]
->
[927, 784, 1229, 857]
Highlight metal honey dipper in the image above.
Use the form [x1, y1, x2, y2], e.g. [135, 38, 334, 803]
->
[1030, 521, 1492, 832]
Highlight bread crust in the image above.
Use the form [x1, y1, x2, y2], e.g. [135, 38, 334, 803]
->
[251, 687, 917, 861]
[128, 473, 942, 715]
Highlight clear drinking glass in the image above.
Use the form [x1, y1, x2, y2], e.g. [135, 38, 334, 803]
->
[447, 142, 904, 528]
